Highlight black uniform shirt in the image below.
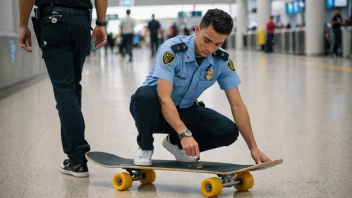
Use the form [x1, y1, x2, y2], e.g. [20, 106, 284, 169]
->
[331, 14, 343, 29]
[148, 20, 161, 38]
[35, 0, 93, 9]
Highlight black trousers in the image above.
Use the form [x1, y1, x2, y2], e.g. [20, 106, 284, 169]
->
[150, 36, 159, 57]
[121, 33, 134, 59]
[129, 86, 239, 151]
[266, 33, 274, 52]
[40, 11, 91, 165]
[332, 29, 342, 56]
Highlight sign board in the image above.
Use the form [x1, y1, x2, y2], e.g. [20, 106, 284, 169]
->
[107, 14, 119, 20]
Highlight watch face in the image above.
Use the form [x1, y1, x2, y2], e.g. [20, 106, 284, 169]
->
[185, 130, 192, 136]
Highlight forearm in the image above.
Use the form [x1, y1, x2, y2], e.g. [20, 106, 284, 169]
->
[160, 97, 187, 134]
[20, 0, 35, 26]
[232, 103, 257, 150]
[95, 0, 107, 22]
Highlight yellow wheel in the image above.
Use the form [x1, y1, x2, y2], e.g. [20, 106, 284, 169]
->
[234, 172, 254, 191]
[112, 172, 133, 191]
[139, 169, 156, 185]
[201, 177, 223, 197]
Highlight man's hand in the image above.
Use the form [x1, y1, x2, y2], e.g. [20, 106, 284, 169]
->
[91, 26, 107, 50]
[251, 148, 271, 164]
[19, 25, 32, 53]
[180, 136, 200, 158]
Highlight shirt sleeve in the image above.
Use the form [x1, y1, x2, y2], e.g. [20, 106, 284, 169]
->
[217, 58, 241, 90]
[152, 46, 179, 83]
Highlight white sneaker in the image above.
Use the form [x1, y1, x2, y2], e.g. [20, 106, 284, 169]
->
[162, 135, 198, 162]
[134, 147, 154, 166]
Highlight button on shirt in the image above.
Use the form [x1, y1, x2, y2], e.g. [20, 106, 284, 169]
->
[143, 34, 241, 108]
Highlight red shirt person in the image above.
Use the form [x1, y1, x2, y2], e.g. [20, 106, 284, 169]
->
[265, 16, 275, 52]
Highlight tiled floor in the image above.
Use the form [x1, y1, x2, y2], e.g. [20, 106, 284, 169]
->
[1, 47, 351, 197]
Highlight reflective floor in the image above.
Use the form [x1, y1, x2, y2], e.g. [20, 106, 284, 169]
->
[1, 48, 351, 198]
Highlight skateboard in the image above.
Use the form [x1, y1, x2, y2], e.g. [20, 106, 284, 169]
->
[86, 151, 283, 197]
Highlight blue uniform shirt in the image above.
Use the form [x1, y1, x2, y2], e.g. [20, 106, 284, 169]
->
[143, 34, 241, 109]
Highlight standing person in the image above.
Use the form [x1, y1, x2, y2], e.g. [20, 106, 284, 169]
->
[169, 22, 179, 38]
[106, 33, 115, 55]
[148, 14, 161, 57]
[120, 9, 136, 62]
[266, 16, 275, 53]
[19, 0, 107, 177]
[330, 7, 343, 56]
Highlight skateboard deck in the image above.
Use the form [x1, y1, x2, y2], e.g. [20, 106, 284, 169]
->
[86, 151, 283, 197]
[86, 151, 282, 175]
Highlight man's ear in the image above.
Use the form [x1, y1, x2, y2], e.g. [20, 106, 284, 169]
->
[195, 25, 201, 36]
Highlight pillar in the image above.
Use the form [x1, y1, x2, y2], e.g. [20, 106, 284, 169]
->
[305, 0, 325, 55]
[236, 0, 247, 49]
[257, 0, 271, 48]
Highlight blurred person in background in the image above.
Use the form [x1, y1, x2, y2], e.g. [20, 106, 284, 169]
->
[265, 16, 275, 53]
[120, 9, 136, 62]
[330, 7, 343, 56]
[148, 14, 161, 57]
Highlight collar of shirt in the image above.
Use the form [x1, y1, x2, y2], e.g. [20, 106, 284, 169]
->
[184, 35, 214, 66]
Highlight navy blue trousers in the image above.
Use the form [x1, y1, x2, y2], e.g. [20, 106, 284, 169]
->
[130, 86, 239, 151]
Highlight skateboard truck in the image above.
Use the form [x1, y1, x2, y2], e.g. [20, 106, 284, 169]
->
[124, 169, 145, 181]
[218, 175, 241, 188]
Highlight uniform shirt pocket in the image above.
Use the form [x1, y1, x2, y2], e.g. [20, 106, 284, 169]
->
[173, 76, 188, 87]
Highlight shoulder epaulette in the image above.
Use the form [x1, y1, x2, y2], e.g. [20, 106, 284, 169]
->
[212, 49, 229, 61]
[171, 42, 188, 53]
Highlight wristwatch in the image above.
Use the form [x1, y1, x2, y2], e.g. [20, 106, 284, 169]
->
[179, 129, 192, 140]
[96, 21, 107, 26]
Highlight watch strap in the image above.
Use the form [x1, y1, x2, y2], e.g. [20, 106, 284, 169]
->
[96, 21, 107, 26]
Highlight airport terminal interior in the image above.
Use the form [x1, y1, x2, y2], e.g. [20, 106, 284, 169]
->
[1, 0, 352, 197]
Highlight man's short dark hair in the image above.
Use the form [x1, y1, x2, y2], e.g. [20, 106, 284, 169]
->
[126, 9, 131, 15]
[200, 9, 233, 35]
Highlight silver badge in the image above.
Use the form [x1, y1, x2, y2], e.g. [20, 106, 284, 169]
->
[51, 18, 57, 23]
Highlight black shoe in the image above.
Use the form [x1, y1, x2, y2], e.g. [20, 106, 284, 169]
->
[60, 159, 89, 178]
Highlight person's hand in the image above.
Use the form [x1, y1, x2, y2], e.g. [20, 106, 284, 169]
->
[91, 25, 107, 50]
[251, 148, 271, 164]
[19, 25, 32, 53]
[180, 136, 200, 158]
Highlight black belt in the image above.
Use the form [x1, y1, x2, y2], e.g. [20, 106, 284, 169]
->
[41, 6, 89, 15]
[176, 101, 205, 109]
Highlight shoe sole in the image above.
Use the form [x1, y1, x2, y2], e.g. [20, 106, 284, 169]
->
[60, 168, 89, 178]
[133, 160, 152, 166]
